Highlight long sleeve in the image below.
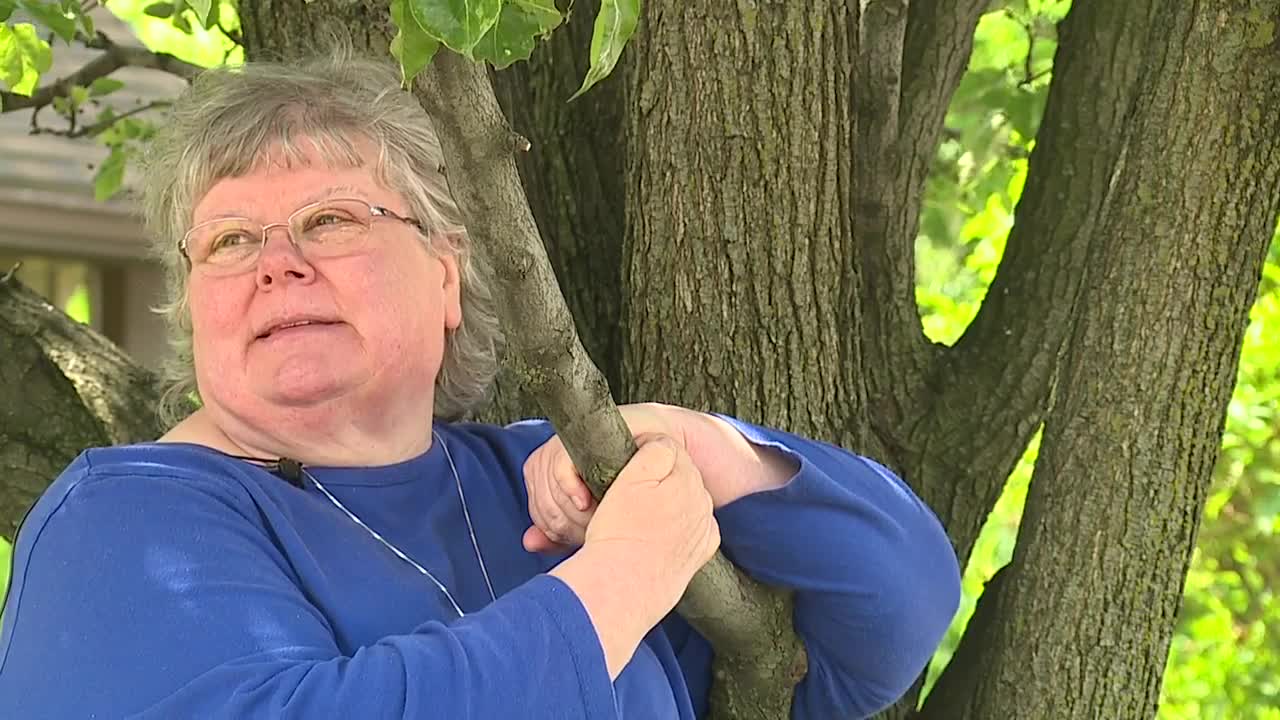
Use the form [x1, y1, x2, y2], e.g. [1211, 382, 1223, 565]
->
[667, 419, 961, 719]
[0, 460, 617, 720]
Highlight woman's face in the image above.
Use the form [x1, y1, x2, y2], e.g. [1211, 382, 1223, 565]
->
[185, 140, 461, 431]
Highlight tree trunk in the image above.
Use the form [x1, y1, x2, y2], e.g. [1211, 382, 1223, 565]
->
[622, 1, 866, 446]
[922, 2, 1280, 718]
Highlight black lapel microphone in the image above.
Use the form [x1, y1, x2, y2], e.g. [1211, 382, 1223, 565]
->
[228, 453, 307, 488]
[274, 458, 306, 488]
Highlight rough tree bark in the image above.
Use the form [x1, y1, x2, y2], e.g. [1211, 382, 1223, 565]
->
[913, 0, 1160, 568]
[922, 2, 1280, 717]
[0, 274, 167, 540]
[4, 0, 1280, 719]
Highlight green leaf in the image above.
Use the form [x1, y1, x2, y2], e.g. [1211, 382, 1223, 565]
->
[79, 8, 93, 35]
[407, 0, 502, 56]
[390, 0, 439, 89]
[69, 83, 89, 107]
[474, 0, 562, 69]
[187, 0, 212, 25]
[89, 76, 125, 97]
[199, 0, 222, 29]
[17, 0, 76, 43]
[94, 147, 129, 201]
[0, 0, 16, 22]
[571, 0, 640, 100]
[143, 2, 175, 17]
[0, 23, 52, 97]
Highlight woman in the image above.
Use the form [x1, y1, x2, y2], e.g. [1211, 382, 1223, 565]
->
[0, 55, 960, 719]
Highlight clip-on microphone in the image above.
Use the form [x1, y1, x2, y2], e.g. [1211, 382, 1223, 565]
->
[275, 458, 305, 488]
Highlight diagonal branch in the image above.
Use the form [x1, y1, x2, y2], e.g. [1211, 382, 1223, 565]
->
[0, 32, 200, 113]
[854, 0, 987, 466]
[853, 0, 933, 450]
[417, 49, 806, 720]
[897, 0, 989, 226]
[912, 0, 1161, 565]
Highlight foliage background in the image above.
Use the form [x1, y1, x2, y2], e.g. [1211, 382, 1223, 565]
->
[1, 0, 1276, 715]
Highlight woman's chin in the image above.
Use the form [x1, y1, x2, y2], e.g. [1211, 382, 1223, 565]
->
[256, 365, 359, 407]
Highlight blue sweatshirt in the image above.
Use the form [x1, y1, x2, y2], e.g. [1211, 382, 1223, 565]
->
[0, 417, 959, 719]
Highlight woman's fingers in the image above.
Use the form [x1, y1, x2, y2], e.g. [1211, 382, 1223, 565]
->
[523, 438, 597, 552]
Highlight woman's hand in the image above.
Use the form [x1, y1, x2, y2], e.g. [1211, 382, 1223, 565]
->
[522, 403, 688, 553]
[522, 402, 796, 553]
[547, 434, 721, 677]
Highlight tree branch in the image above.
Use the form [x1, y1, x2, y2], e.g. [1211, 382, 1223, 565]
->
[0, 276, 169, 539]
[0, 32, 200, 113]
[898, 0, 989, 173]
[491, 0, 628, 407]
[30, 99, 172, 138]
[417, 49, 805, 720]
[856, 0, 988, 480]
[854, 0, 932, 449]
[911, 0, 1160, 564]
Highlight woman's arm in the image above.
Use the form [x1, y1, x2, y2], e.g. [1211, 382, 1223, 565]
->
[0, 463, 618, 720]
[671, 413, 962, 719]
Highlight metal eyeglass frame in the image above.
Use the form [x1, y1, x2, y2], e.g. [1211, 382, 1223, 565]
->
[177, 198, 425, 269]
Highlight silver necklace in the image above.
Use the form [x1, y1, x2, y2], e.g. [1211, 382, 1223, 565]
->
[299, 430, 497, 618]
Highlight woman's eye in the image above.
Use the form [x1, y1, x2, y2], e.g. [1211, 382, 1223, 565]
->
[310, 212, 357, 228]
[210, 231, 253, 252]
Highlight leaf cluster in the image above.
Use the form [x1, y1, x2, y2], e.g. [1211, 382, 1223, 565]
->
[388, 0, 638, 98]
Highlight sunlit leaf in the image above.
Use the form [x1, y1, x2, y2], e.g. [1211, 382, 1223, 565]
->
[94, 147, 130, 201]
[407, 0, 502, 56]
[89, 77, 125, 97]
[473, 0, 562, 69]
[199, 0, 221, 29]
[187, 0, 212, 25]
[107, 0, 238, 67]
[69, 83, 89, 107]
[570, 0, 640, 100]
[63, 283, 92, 324]
[0, 538, 10, 604]
[0, 22, 52, 97]
[389, 0, 439, 89]
[17, 0, 76, 43]
[143, 2, 174, 17]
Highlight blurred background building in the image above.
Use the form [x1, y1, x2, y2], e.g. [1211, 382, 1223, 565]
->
[0, 7, 183, 368]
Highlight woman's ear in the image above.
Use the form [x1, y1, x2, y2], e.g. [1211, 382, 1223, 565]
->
[439, 252, 463, 330]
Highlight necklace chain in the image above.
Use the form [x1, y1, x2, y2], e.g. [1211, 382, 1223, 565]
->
[300, 430, 497, 618]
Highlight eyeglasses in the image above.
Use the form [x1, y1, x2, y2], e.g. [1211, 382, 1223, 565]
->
[179, 197, 424, 277]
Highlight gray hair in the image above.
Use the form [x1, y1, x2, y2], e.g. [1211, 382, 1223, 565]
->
[140, 54, 502, 428]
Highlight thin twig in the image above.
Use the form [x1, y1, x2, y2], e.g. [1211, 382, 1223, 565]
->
[31, 99, 171, 138]
[1, 263, 23, 285]
[215, 17, 244, 47]
[0, 31, 200, 113]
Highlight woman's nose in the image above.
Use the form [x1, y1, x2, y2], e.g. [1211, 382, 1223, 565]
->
[255, 226, 316, 288]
